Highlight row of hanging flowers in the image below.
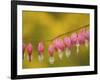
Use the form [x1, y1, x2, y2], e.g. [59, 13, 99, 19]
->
[23, 26, 89, 64]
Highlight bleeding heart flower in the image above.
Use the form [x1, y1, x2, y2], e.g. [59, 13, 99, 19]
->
[48, 44, 55, 56]
[37, 41, 44, 62]
[80, 29, 89, 47]
[84, 30, 89, 47]
[22, 43, 26, 59]
[27, 43, 33, 62]
[64, 37, 72, 57]
[64, 37, 72, 49]
[48, 44, 55, 64]
[78, 32, 85, 44]
[38, 41, 44, 55]
[71, 29, 89, 54]
[71, 32, 78, 45]
[71, 32, 80, 54]
[85, 30, 89, 40]
[53, 38, 65, 60]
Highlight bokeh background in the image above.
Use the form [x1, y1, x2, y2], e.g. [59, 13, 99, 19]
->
[22, 11, 90, 69]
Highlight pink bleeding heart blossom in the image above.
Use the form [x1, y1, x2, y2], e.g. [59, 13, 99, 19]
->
[64, 37, 72, 49]
[63, 37, 72, 57]
[79, 29, 90, 47]
[53, 38, 65, 60]
[71, 32, 78, 45]
[78, 32, 85, 44]
[80, 29, 89, 47]
[27, 43, 32, 55]
[71, 32, 85, 45]
[71, 32, 85, 53]
[27, 43, 33, 62]
[48, 44, 55, 64]
[38, 41, 44, 55]
[37, 41, 44, 62]
[80, 29, 89, 41]
[48, 44, 55, 57]
[85, 30, 89, 41]
[53, 38, 65, 51]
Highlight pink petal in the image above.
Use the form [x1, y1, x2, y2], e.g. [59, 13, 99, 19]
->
[27, 43, 33, 55]
[77, 32, 85, 44]
[71, 32, 78, 44]
[85, 30, 89, 40]
[53, 38, 65, 51]
[37, 42, 44, 55]
[48, 44, 55, 56]
[64, 37, 72, 49]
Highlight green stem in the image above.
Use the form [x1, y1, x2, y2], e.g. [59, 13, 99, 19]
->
[47, 24, 89, 41]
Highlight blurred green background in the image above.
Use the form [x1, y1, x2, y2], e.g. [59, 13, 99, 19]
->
[22, 11, 90, 69]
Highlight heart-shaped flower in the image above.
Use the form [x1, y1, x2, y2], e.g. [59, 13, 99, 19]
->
[37, 41, 44, 62]
[79, 29, 89, 47]
[64, 37, 72, 49]
[26, 43, 33, 62]
[64, 37, 72, 57]
[53, 38, 65, 60]
[38, 41, 44, 55]
[48, 44, 55, 57]
[71, 32, 80, 54]
[48, 44, 55, 64]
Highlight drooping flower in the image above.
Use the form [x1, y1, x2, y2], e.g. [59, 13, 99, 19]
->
[53, 38, 65, 60]
[78, 31, 85, 44]
[37, 41, 44, 62]
[85, 30, 89, 41]
[71, 32, 81, 54]
[64, 37, 72, 57]
[71, 32, 78, 45]
[64, 37, 72, 49]
[84, 30, 89, 47]
[48, 44, 55, 64]
[26, 43, 33, 62]
[80, 29, 89, 47]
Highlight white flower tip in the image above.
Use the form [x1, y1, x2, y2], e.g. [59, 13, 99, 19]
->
[38, 55, 43, 63]
[65, 48, 71, 58]
[49, 57, 54, 64]
[58, 52, 63, 60]
[76, 44, 80, 54]
[76, 47, 79, 54]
